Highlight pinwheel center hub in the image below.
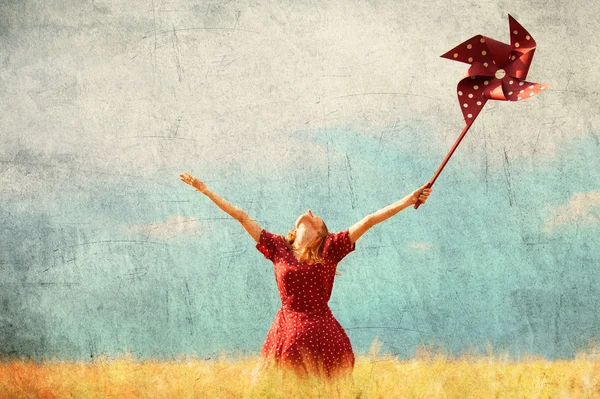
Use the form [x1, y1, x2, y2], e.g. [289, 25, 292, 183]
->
[495, 69, 506, 79]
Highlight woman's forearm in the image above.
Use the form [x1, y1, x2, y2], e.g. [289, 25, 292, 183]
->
[202, 188, 244, 220]
[369, 192, 415, 226]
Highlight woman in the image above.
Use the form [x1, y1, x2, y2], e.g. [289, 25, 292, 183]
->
[180, 172, 432, 381]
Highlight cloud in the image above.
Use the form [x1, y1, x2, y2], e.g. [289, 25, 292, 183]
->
[4, 0, 586, 183]
[408, 241, 435, 251]
[124, 215, 206, 239]
[542, 191, 600, 232]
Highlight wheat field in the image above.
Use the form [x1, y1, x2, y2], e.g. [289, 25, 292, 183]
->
[1, 340, 599, 398]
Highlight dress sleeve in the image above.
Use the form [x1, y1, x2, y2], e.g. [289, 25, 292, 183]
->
[322, 229, 356, 264]
[255, 229, 280, 262]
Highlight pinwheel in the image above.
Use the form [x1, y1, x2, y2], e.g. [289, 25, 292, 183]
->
[414, 14, 550, 209]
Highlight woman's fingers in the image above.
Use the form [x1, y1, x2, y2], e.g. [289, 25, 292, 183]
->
[180, 172, 195, 186]
[412, 184, 432, 204]
[418, 185, 433, 194]
[180, 173, 208, 193]
[418, 189, 431, 202]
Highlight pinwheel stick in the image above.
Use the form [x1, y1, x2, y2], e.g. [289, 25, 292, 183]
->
[414, 123, 472, 209]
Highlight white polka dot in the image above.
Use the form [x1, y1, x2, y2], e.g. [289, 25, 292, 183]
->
[468, 57, 473, 62]
[483, 62, 488, 67]
[508, 91, 513, 95]
[513, 30, 518, 35]
[480, 38, 485, 43]
[511, 55, 516, 60]
[458, 91, 463, 96]
[529, 92, 535, 96]
[453, 53, 458, 58]
[520, 90, 524, 93]
[467, 113, 472, 118]
[515, 42, 520, 48]
[467, 44, 472, 49]
[476, 101, 482, 106]
[474, 85, 479, 90]
[468, 93, 473, 98]
[463, 103, 468, 108]
[517, 96, 521, 100]
[526, 35, 531, 40]
[484, 80, 489, 85]
[509, 80, 514, 84]
[481, 50, 487, 55]
[519, 82, 524, 86]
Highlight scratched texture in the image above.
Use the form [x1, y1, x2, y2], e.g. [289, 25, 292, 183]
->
[0, 0, 598, 361]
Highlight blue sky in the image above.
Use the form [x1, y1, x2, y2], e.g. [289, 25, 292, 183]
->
[1, 123, 597, 361]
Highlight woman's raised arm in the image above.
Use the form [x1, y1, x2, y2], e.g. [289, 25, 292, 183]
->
[348, 183, 432, 244]
[180, 172, 263, 243]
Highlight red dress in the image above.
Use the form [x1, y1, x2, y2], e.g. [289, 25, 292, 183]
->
[255, 228, 356, 380]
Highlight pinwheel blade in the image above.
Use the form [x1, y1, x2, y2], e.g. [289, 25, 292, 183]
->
[440, 34, 513, 68]
[480, 36, 513, 66]
[505, 48, 536, 80]
[508, 14, 536, 50]
[440, 34, 486, 65]
[506, 14, 537, 79]
[501, 78, 551, 101]
[466, 61, 495, 78]
[456, 76, 490, 126]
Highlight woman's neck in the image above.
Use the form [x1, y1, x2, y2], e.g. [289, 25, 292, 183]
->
[293, 227, 316, 250]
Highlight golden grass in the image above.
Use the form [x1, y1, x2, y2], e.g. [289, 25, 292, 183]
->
[1, 340, 599, 399]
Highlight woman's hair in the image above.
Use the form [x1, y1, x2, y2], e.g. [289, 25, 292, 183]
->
[279, 221, 342, 276]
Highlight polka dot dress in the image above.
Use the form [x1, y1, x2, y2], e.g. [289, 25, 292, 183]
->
[255, 228, 356, 380]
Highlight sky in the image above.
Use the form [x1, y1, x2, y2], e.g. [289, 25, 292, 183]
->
[0, 0, 598, 361]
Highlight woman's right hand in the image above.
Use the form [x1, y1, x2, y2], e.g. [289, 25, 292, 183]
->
[180, 172, 208, 194]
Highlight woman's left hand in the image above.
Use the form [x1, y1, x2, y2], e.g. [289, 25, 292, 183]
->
[411, 183, 433, 205]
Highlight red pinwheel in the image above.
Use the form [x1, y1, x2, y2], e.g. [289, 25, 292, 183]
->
[414, 14, 550, 209]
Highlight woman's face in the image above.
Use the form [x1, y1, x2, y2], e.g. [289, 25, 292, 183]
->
[294, 209, 324, 234]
